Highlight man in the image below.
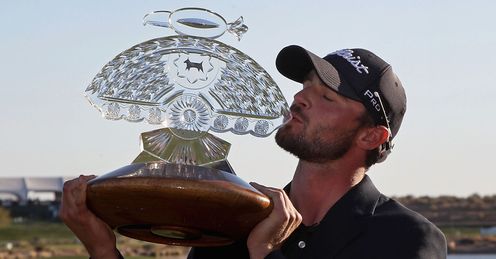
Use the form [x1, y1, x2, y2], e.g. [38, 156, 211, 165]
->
[60, 46, 447, 258]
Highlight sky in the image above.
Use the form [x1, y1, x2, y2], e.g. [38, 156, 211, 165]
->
[0, 1, 495, 197]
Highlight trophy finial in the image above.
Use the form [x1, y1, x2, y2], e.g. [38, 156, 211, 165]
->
[143, 11, 172, 28]
[227, 17, 248, 41]
[142, 8, 248, 40]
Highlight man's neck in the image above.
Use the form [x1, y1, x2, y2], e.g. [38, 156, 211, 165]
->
[290, 159, 365, 226]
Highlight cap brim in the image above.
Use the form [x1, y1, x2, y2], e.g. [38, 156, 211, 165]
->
[276, 45, 360, 101]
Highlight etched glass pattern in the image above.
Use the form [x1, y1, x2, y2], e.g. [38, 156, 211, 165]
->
[134, 128, 230, 166]
[85, 34, 289, 137]
[85, 8, 290, 165]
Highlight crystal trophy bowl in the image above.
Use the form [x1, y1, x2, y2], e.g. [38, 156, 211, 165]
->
[84, 8, 290, 246]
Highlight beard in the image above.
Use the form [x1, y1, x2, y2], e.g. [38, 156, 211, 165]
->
[275, 113, 361, 163]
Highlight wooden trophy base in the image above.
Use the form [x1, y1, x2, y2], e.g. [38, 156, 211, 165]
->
[86, 162, 272, 247]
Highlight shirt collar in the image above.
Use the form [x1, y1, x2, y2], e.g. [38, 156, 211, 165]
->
[284, 175, 381, 219]
[283, 175, 382, 257]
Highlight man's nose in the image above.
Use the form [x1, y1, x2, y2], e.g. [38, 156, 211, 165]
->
[292, 88, 311, 109]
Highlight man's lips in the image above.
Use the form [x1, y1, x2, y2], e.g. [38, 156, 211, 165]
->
[287, 104, 307, 125]
[290, 111, 304, 124]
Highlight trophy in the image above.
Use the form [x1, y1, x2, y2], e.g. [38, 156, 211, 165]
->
[84, 8, 290, 247]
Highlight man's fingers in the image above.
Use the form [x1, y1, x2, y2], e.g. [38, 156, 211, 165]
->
[59, 174, 117, 258]
[250, 182, 285, 198]
[251, 182, 289, 210]
[247, 183, 302, 256]
[79, 175, 97, 181]
[63, 175, 96, 192]
[251, 182, 302, 220]
[250, 182, 301, 232]
[72, 175, 95, 205]
[61, 175, 97, 212]
[250, 182, 279, 192]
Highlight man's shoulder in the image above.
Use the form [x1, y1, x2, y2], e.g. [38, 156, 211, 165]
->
[369, 194, 442, 233]
[360, 194, 447, 257]
[372, 195, 431, 222]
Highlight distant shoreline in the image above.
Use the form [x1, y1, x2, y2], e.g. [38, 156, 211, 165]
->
[448, 238, 496, 254]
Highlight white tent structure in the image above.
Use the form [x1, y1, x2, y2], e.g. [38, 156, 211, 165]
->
[0, 177, 68, 202]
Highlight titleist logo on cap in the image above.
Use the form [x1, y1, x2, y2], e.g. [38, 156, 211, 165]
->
[331, 49, 369, 74]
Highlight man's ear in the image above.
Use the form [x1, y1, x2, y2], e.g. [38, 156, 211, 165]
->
[356, 125, 390, 151]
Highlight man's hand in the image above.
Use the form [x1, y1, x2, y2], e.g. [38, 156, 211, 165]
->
[247, 182, 302, 259]
[59, 175, 119, 259]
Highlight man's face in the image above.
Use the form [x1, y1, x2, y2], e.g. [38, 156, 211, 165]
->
[276, 70, 368, 163]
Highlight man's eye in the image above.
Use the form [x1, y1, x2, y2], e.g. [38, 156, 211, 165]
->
[323, 95, 333, 101]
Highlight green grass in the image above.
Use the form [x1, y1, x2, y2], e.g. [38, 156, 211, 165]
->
[50, 257, 87, 259]
[441, 227, 481, 239]
[51, 257, 153, 259]
[50, 257, 154, 259]
[0, 221, 75, 241]
[0, 222, 188, 258]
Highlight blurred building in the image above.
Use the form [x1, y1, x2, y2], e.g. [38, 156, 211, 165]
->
[0, 177, 70, 204]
